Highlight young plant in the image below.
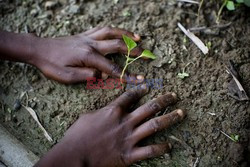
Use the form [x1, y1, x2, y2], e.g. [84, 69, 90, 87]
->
[121, 35, 156, 83]
[219, 130, 240, 143]
[217, 0, 250, 23]
[231, 134, 240, 142]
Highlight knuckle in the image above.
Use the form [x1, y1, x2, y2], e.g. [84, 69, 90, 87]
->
[116, 39, 125, 49]
[86, 46, 94, 55]
[149, 119, 161, 132]
[123, 91, 136, 99]
[146, 101, 161, 112]
[64, 71, 76, 82]
[120, 152, 130, 166]
[109, 104, 123, 113]
[103, 26, 112, 34]
[146, 146, 156, 158]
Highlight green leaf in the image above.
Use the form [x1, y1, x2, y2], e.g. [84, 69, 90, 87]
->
[206, 41, 212, 49]
[226, 1, 235, 10]
[122, 10, 131, 17]
[177, 72, 189, 79]
[244, 0, 250, 7]
[234, 135, 239, 141]
[236, 0, 244, 3]
[122, 35, 137, 52]
[140, 50, 156, 59]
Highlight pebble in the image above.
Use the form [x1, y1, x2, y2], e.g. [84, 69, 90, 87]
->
[13, 99, 21, 111]
[30, 9, 38, 17]
[38, 11, 53, 19]
[31, 74, 39, 83]
[68, 4, 80, 14]
[45, 1, 58, 10]
[166, 72, 173, 80]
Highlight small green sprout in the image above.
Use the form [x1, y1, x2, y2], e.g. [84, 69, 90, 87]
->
[206, 41, 212, 49]
[120, 35, 156, 83]
[226, 1, 236, 10]
[183, 36, 188, 45]
[217, 0, 250, 23]
[122, 10, 131, 17]
[177, 72, 189, 79]
[7, 108, 12, 114]
[219, 129, 240, 142]
[231, 134, 240, 142]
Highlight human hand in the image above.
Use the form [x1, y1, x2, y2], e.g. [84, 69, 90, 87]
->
[33, 27, 144, 84]
[36, 85, 186, 167]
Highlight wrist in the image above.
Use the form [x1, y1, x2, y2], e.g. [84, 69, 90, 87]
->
[0, 31, 42, 65]
[23, 33, 43, 66]
[36, 138, 86, 167]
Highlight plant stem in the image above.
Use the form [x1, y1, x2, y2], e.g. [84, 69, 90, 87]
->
[197, 0, 204, 24]
[120, 63, 128, 83]
[216, 0, 227, 24]
[120, 50, 130, 83]
[127, 55, 143, 65]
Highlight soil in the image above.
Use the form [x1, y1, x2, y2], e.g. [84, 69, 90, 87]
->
[0, 0, 250, 166]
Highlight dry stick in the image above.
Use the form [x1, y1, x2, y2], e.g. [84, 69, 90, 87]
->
[197, 0, 204, 23]
[189, 22, 232, 32]
[177, 0, 200, 4]
[193, 157, 200, 167]
[22, 105, 53, 142]
[177, 22, 209, 55]
[226, 67, 249, 101]
[219, 129, 236, 142]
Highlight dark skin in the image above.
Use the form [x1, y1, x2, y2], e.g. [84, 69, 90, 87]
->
[0, 27, 186, 167]
[0, 27, 144, 84]
[35, 86, 185, 167]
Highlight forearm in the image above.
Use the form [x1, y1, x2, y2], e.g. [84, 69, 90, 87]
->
[0, 31, 40, 65]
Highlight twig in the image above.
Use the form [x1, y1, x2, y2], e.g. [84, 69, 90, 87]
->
[178, 22, 209, 55]
[226, 62, 249, 101]
[22, 105, 53, 142]
[193, 157, 200, 167]
[207, 112, 216, 116]
[218, 129, 236, 142]
[169, 135, 193, 151]
[190, 22, 232, 32]
[177, 0, 199, 4]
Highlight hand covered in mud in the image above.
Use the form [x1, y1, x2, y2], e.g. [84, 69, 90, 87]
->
[34, 27, 144, 84]
[35, 85, 186, 167]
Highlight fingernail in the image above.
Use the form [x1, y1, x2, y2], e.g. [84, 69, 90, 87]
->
[171, 92, 177, 99]
[176, 109, 186, 120]
[101, 72, 109, 80]
[134, 33, 140, 40]
[136, 75, 144, 81]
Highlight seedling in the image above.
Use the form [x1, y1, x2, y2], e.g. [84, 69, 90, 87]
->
[217, 0, 250, 23]
[206, 41, 212, 49]
[121, 35, 156, 83]
[219, 129, 240, 142]
[231, 134, 240, 142]
[122, 10, 131, 17]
